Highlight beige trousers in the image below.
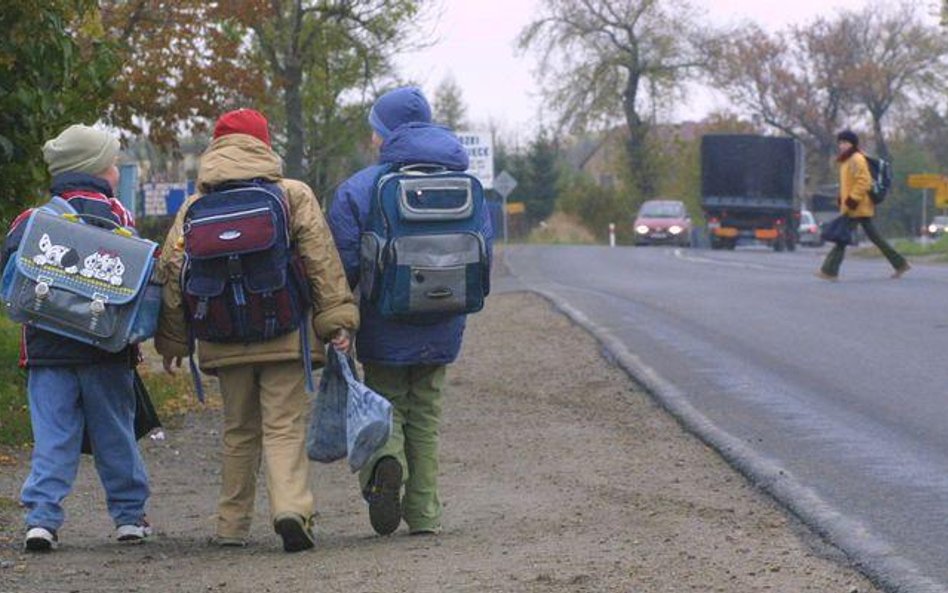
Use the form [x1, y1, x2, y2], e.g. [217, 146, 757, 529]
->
[215, 361, 314, 538]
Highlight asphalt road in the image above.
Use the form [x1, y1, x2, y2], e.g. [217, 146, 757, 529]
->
[505, 243, 948, 593]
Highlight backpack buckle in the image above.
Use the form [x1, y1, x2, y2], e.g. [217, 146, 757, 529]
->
[227, 255, 243, 278]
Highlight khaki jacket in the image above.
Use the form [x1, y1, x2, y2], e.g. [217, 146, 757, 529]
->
[840, 151, 874, 218]
[154, 133, 358, 369]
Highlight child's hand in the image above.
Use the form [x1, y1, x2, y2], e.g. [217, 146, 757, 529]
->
[163, 355, 182, 374]
[331, 329, 351, 352]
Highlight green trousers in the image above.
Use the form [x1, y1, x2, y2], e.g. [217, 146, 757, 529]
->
[821, 216, 907, 277]
[359, 363, 446, 533]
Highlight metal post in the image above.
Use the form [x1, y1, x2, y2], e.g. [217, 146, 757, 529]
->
[502, 193, 509, 245]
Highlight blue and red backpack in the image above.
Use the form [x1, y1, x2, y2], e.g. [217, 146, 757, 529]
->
[181, 180, 313, 398]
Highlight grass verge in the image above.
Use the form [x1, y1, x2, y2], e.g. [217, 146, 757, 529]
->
[855, 235, 948, 263]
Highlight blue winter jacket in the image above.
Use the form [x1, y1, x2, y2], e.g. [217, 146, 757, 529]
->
[328, 122, 493, 366]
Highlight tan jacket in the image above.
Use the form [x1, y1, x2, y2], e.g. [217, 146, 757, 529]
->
[154, 133, 358, 369]
[840, 151, 874, 218]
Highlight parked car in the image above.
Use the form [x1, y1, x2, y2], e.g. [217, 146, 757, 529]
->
[798, 209, 823, 247]
[927, 215, 948, 237]
[634, 199, 692, 247]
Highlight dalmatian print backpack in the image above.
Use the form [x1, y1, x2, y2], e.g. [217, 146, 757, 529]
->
[2, 197, 160, 352]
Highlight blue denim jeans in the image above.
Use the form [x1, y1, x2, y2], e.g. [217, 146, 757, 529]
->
[20, 364, 150, 531]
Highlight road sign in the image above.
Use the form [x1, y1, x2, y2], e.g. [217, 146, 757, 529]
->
[457, 131, 494, 189]
[494, 170, 518, 198]
[936, 187, 948, 209]
[908, 174, 947, 188]
[506, 202, 525, 214]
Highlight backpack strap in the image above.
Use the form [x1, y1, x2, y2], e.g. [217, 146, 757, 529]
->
[41, 196, 79, 216]
[186, 321, 206, 403]
[299, 317, 315, 394]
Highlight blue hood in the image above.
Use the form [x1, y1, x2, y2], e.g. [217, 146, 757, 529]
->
[379, 123, 469, 171]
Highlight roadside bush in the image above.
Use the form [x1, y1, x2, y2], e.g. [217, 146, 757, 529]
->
[0, 316, 29, 446]
[557, 172, 637, 244]
[527, 212, 598, 245]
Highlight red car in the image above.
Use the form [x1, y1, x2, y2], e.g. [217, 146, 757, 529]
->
[633, 199, 692, 247]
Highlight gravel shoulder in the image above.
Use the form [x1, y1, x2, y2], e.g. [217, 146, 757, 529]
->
[0, 285, 881, 592]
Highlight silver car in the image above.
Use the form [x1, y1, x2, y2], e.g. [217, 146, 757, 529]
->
[798, 209, 823, 247]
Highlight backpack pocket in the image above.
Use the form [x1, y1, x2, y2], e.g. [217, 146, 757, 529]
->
[11, 276, 117, 340]
[397, 177, 473, 221]
[184, 264, 232, 340]
[382, 232, 487, 318]
[184, 207, 277, 258]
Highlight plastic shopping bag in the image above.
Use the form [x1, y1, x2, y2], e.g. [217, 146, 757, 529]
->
[305, 347, 350, 463]
[337, 350, 393, 472]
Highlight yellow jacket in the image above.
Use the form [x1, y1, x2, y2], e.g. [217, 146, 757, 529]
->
[154, 133, 358, 369]
[839, 151, 874, 218]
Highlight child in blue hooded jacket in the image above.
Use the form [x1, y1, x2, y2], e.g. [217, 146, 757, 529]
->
[327, 87, 492, 536]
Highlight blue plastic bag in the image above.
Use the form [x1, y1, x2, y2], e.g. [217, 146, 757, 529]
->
[306, 347, 350, 463]
[337, 350, 393, 472]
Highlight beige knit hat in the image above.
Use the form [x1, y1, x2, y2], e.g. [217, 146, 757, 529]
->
[42, 124, 120, 176]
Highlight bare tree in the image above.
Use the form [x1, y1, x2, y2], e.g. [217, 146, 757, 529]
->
[708, 21, 854, 184]
[519, 0, 708, 199]
[839, 3, 948, 159]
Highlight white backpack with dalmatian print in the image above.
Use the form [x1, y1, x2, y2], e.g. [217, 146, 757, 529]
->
[2, 197, 160, 352]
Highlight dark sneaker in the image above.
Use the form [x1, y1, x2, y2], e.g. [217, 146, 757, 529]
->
[364, 456, 402, 536]
[24, 526, 58, 551]
[891, 263, 911, 279]
[116, 519, 152, 544]
[273, 513, 315, 553]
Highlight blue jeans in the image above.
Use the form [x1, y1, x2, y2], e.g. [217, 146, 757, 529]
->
[20, 364, 150, 531]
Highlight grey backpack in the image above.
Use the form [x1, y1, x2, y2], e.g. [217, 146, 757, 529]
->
[2, 198, 160, 352]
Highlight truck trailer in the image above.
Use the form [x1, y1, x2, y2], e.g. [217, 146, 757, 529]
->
[701, 134, 804, 251]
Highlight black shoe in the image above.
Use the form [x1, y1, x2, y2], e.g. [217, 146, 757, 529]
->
[273, 513, 315, 553]
[365, 456, 402, 536]
[24, 526, 58, 551]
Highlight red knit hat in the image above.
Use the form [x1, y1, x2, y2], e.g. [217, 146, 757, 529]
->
[213, 108, 271, 146]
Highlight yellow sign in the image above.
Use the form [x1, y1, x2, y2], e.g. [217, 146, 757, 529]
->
[506, 202, 525, 214]
[937, 187, 948, 209]
[907, 174, 948, 207]
[907, 174, 947, 188]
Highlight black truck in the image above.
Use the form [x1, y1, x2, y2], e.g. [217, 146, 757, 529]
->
[701, 134, 804, 251]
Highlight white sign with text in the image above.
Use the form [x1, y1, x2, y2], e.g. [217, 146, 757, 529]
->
[457, 131, 494, 190]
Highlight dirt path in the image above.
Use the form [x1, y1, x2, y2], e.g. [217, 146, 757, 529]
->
[0, 290, 880, 593]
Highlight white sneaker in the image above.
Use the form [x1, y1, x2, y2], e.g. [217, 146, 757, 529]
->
[115, 520, 152, 543]
[25, 526, 58, 551]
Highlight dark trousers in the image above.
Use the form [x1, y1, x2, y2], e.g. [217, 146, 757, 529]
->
[820, 217, 907, 277]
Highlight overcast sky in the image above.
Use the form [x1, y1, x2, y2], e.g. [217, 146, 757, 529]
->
[393, 0, 942, 142]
